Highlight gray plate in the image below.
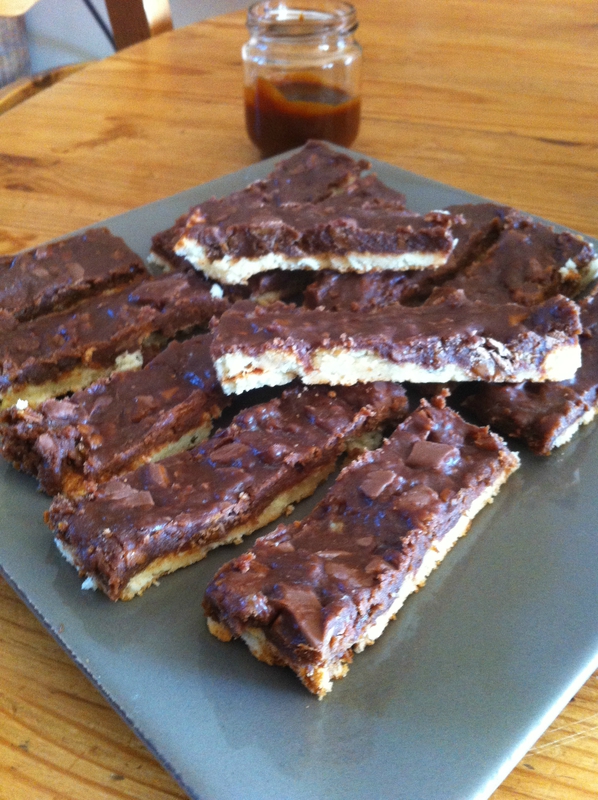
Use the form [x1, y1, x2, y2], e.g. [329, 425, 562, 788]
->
[2, 150, 598, 800]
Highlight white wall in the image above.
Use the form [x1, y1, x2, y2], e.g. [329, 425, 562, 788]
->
[25, 0, 249, 74]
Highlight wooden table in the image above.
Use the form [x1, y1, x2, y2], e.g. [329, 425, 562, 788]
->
[0, 2, 597, 797]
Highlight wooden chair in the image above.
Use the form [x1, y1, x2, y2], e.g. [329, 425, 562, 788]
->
[0, 0, 173, 113]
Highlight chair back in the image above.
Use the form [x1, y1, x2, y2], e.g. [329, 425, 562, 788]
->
[0, 0, 173, 49]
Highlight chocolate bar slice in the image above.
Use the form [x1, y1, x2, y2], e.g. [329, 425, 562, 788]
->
[303, 202, 519, 312]
[149, 141, 378, 277]
[0, 335, 228, 496]
[47, 382, 408, 600]
[204, 397, 520, 697]
[0, 228, 146, 322]
[0, 270, 227, 409]
[429, 216, 598, 306]
[171, 142, 451, 285]
[462, 292, 598, 454]
[175, 189, 453, 285]
[210, 293, 582, 395]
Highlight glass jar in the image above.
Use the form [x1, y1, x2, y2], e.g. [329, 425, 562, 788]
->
[242, 1, 362, 158]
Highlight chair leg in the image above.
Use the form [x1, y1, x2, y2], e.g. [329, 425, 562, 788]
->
[104, 0, 173, 51]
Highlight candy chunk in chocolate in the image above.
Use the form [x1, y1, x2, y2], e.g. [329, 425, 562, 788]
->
[204, 398, 520, 697]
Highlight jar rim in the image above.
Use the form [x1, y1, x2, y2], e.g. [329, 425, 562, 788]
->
[246, 1, 358, 38]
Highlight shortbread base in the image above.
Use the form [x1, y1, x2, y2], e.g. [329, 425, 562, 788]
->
[176, 238, 450, 286]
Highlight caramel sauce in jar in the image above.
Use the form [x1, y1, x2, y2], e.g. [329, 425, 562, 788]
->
[242, 2, 362, 157]
[245, 75, 361, 157]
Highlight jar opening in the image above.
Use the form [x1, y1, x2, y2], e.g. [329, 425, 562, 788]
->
[247, 1, 358, 38]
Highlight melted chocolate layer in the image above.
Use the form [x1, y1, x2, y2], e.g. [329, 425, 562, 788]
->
[0, 228, 146, 322]
[48, 382, 408, 600]
[203, 398, 519, 695]
[1, 335, 228, 494]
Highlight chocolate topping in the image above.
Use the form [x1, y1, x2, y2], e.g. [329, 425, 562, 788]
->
[0, 334, 228, 494]
[0, 228, 146, 322]
[178, 192, 452, 263]
[462, 291, 598, 454]
[48, 382, 408, 600]
[203, 399, 519, 694]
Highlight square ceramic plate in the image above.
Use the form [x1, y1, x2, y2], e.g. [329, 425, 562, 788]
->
[2, 149, 598, 800]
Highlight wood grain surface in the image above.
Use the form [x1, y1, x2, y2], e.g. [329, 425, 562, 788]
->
[0, 2, 597, 798]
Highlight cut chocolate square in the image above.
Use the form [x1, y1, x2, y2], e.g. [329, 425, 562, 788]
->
[0, 334, 229, 496]
[303, 202, 519, 312]
[47, 382, 408, 601]
[462, 291, 598, 454]
[167, 142, 453, 285]
[0, 228, 147, 322]
[0, 270, 227, 409]
[428, 216, 598, 306]
[210, 293, 582, 395]
[204, 397, 520, 697]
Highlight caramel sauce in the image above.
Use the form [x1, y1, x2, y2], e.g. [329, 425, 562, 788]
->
[245, 75, 361, 157]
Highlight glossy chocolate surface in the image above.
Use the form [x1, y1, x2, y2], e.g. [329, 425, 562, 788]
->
[203, 399, 518, 676]
[48, 382, 408, 599]
[0, 228, 146, 322]
[0, 335, 228, 494]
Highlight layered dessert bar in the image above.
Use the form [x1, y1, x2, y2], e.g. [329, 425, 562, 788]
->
[47, 382, 408, 600]
[428, 216, 598, 306]
[174, 187, 453, 285]
[462, 292, 598, 455]
[204, 397, 520, 697]
[148, 140, 381, 277]
[150, 218, 312, 304]
[210, 293, 582, 394]
[0, 228, 146, 322]
[303, 202, 519, 311]
[166, 141, 453, 285]
[0, 335, 228, 496]
[0, 270, 227, 409]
